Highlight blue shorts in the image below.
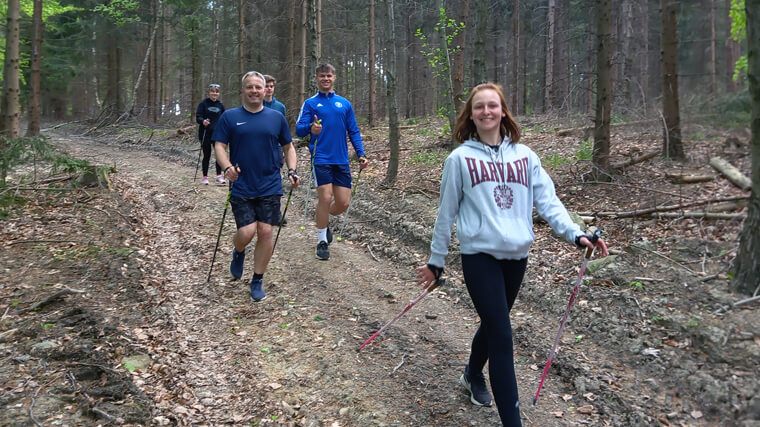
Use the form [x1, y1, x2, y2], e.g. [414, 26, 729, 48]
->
[230, 194, 281, 228]
[313, 164, 352, 189]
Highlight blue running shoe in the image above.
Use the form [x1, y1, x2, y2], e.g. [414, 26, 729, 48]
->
[230, 248, 245, 280]
[250, 278, 266, 301]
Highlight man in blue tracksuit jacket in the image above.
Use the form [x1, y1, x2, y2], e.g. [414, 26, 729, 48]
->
[296, 63, 369, 261]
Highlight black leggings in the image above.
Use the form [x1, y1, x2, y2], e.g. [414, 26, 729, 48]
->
[462, 253, 528, 427]
[201, 135, 221, 176]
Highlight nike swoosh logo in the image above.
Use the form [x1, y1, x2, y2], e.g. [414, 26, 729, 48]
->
[316, 103, 323, 107]
[236, 122, 246, 126]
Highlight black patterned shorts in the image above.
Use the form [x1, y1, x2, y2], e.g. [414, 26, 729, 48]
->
[230, 194, 281, 228]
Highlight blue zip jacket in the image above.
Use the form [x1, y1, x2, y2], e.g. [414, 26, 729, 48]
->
[295, 91, 365, 165]
[263, 96, 286, 116]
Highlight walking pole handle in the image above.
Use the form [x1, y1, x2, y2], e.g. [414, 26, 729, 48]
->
[583, 227, 602, 259]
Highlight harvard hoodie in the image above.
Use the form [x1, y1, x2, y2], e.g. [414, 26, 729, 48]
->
[428, 137, 584, 268]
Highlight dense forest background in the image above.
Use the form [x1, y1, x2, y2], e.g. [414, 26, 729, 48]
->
[0, 0, 758, 291]
[0, 0, 752, 127]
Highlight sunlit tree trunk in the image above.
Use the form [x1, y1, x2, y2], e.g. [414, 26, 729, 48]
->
[593, 0, 612, 180]
[733, 0, 760, 294]
[384, 0, 400, 185]
[368, 0, 376, 127]
[26, 0, 43, 136]
[661, 0, 684, 159]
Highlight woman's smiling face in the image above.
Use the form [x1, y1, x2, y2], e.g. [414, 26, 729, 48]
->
[470, 89, 505, 135]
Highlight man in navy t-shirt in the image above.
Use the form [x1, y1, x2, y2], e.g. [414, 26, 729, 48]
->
[213, 71, 301, 302]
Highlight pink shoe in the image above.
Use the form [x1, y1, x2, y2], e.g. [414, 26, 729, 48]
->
[216, 174, 226, 184]
[201, 176, 209, 185]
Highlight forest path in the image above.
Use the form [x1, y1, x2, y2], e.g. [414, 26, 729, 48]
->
[53, 135, 578, 426]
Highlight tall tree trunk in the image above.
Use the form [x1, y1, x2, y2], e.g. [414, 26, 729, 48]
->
[593, 0, 612, 180]
[661, 0, 684, 159]
[308, 0, 318, 94]
[710, 0, 717, 97]
[544, 0, 555, 112]
[436, 0, 456, 141]
[732, 0, 760, 294]
[191, 18, 201, 122]
[316, 0, 322, 61]
[641, 0, 649, 113]
[384, 0, 400, 185]
[453, 0, 470, 114]
[105, 33, 121, 113]
[620, 0, 633, 105]
[472, 0, 487, 84]
[26, 0, 43, 136]
[1, 0, 20, 137]
[300, 0, 307, 106]
[511, 0, 520, 114]
[287, 0, 297, 121]
[368, 0, 377, 127]
[238, 0, 245, 76]
[124, 14, 159, 120]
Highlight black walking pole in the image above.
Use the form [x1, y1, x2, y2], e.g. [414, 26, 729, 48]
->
[206, 180, 233, 283]
[194, 128, 206, 182]
[272, 186, 293, 256]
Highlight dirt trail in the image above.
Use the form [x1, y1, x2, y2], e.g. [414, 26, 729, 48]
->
[50, 135, 589, 426]
[6, 127, 756, 427]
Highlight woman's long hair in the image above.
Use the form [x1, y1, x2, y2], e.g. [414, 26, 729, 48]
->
[452, 82, 521, 144]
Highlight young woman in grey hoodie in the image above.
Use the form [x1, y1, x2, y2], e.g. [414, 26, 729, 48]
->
[416, 83, 608, 426]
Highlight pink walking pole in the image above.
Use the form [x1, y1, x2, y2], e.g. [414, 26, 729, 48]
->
[357, 278, 444, 351]
[533, 228, 601, 405]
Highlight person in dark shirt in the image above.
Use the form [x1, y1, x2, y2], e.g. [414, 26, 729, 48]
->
[196, 84, 226, 185]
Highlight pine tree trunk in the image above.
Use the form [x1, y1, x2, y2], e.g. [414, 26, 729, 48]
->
[544, 0, 555, 112]
[368, 0, 376, 128]
[473, 0, 487, 85]
[733, 0, 760, 295]
[661, 0, 684, 159]
[593, 0, 612, 179]
[26, 0, 42, 136]
[384, 0, 400, 185]
[511, 0, 520, 114]
[452, 0, 469, 114]
[0, 0, 20, 137]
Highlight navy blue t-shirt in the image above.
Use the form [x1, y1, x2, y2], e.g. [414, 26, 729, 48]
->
[212, 106, 292, 198]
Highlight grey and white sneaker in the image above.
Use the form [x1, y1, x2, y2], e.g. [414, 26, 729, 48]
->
[460, 365, 493, 407]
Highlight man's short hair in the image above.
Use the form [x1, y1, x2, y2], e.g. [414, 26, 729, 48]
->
[263, 74, 276, 84]
[241, 71, 265, 86]
[315, 63, 335, 75]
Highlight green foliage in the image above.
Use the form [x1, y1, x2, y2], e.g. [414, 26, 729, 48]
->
[0, 135, 54, 187]
[0, 194, 25, 219]
[576, 138, 593, 161]
[415, 8, 465, 122]
[629, 281, 644, 291]
[729, 0, 747, 81]
[408, 151, 444, 166]
[93, 0, 140, 26]
[543, 152, 573, 169]
[51, 155, 91, 174]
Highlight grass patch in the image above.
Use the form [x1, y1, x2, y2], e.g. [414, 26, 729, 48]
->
[408, 151, 444, 166]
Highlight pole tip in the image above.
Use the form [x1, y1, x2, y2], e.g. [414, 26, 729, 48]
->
[532, 397, 538, 406]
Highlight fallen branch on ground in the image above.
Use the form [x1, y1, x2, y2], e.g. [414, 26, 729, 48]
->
[708, 157, 752, 190]
[17, 288, 86, 314]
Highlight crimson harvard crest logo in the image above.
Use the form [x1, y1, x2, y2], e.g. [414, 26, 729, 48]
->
[494, 184, 514, 209]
